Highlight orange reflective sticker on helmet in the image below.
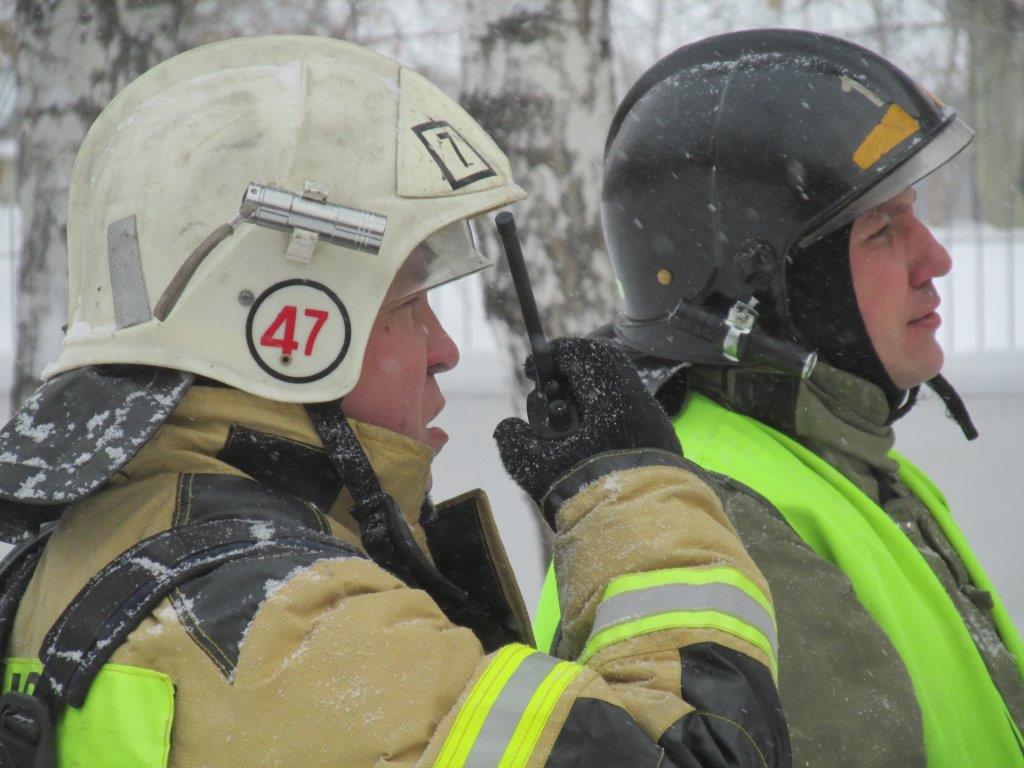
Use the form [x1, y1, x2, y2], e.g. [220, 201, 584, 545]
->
[853, 104, 921, 170]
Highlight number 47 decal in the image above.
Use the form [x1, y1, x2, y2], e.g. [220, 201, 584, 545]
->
[260, 306, 330, 357]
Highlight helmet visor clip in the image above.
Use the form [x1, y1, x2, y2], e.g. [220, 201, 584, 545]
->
[723, 298, 759, 362]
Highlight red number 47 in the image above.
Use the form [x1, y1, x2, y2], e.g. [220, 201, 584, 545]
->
[260, 306, 330, 357]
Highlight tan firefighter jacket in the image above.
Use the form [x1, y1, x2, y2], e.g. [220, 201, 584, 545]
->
[2, 382, 787, 767]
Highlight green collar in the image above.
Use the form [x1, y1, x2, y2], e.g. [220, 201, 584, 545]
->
[686, 364, 899, 501]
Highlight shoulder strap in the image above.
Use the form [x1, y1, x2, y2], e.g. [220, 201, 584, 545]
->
[32, 516, 360, 714]
[0, 516, 357, 768]
[0, 527, 56, 663]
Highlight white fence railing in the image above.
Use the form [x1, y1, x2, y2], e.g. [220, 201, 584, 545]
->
[932, 223, 1024, 393]
[937, 223, 1023, 353]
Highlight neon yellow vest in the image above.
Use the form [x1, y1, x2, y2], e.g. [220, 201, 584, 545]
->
[535, 392, 1024, 767]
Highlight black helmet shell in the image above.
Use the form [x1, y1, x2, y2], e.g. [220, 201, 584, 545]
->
[603, 28, 972, 363]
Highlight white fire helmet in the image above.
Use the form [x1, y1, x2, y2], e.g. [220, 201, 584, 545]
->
[50, 35, 526, 402]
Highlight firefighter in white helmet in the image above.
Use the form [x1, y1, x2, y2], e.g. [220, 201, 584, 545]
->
[0, 36, 789, 767]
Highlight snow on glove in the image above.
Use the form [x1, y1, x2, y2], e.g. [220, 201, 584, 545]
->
[494, 337, 685, 527]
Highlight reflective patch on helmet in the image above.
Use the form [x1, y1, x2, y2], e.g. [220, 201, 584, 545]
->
[245, 280, 351, 383]
[107, 215, 152, 329]
[853, 104, 921, 170]
[412, 121, 497, 190]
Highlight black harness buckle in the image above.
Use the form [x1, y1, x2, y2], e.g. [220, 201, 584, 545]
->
[0, 691, 56, 768]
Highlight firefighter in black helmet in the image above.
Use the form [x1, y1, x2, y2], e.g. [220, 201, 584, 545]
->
[536, 29, 1024, 768]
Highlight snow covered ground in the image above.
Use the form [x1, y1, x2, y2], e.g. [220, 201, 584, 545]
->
[1, 211, 1023, 623]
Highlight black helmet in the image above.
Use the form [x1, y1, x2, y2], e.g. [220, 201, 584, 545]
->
[603, 28, 973, 375]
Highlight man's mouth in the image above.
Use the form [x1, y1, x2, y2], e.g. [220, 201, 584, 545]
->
[909, 312, 941, 330]
[909, 305, 941, 330]
[425, 425, 449, 453]
[424, 399, 448, 453]
[909, 295, 941, 325]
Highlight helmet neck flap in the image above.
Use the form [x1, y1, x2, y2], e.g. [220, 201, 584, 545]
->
[788, 224, 905, 410]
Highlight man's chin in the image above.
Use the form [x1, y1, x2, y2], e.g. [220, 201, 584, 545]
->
[890, 344, 944, 389]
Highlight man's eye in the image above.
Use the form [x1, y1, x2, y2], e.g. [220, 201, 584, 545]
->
[869, 224, 892, 241]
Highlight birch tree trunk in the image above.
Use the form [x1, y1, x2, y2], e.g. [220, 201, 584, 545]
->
[12, 0, 185, 409]
[966, 1, 1024, 229]
[945, 0, 1024, 228]
[461, 0, 616, 382]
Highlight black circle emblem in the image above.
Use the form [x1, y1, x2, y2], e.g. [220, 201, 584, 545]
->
[245, 279, 351, 384]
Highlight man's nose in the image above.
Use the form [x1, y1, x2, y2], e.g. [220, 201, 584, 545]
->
[912, 220, 952, 285]
[425, 302, 460, 375]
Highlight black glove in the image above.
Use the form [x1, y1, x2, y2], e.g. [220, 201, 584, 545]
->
[494, 338, 685, 526]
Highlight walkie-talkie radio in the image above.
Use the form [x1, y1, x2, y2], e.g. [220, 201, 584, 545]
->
[494, 212, 580, 439]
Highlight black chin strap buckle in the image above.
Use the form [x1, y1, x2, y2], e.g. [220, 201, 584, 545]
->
[0, 691, 56, 768]
[668, 297, 818, 379]
[304, 401, 427, 582]
[349, 492, 412, 578]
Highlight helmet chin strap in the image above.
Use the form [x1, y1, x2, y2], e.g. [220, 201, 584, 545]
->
[303, 400, 517, 649]
[304, 400, 428, 579]
[926, 374, 979, 440]
[888, 385, 919, 424]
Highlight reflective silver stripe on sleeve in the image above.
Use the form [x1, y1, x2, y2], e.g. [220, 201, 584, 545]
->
[591, 582, 778, 659]
[462, 652, 560, 768]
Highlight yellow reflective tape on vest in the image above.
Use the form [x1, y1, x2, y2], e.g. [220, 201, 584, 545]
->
[534, 562, 561, 654]
[581, 567, 778, 679]
[3, 657, 174, 768]
[434, 644, 583, 768]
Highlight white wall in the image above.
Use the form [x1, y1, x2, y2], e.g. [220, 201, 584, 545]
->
[898, 389, 1024, 626]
